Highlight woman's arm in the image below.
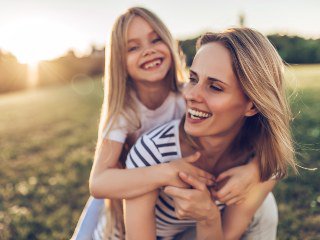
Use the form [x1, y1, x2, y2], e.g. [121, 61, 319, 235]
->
[125, 190, 159, 240]
[164, 172, 223, 240]
[166, 172, 276, 240]
[89, 139, 213, 199]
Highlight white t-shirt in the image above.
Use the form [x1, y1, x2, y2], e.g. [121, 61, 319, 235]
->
[102, 91, 186, 143]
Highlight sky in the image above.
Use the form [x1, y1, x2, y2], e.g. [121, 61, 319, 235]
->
[0, 0, 319, 64]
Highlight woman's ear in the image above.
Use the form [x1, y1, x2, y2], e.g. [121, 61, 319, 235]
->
[245, 101, 258, 117]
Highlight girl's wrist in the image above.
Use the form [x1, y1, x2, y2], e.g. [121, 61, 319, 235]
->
[152, 163, 169, 187]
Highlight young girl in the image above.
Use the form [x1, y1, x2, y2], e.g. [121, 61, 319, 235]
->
[124, 28, 297, 240]
[72, 7, 261, 240]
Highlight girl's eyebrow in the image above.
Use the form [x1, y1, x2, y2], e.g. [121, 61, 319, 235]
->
[190, 69, 229, 86]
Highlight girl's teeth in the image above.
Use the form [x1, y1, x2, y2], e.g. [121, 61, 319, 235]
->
[143, 59, 161, 69]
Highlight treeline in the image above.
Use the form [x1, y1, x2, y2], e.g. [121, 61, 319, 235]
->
[179, 34, 320, 66]
[0, 34, 320, 94]
[0, 47, 104, 94]
[0, 51, 27, 94]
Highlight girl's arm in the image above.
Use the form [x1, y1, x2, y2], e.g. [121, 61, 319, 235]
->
[124, 190, 159, 240]
[212, 156, 260, 205]
[89, 139, 213, 199]
[221, 179, 276, 240]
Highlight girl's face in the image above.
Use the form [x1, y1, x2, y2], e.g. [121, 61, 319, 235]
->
[126, 16, 172, 84]
[183, 42, 256, 138]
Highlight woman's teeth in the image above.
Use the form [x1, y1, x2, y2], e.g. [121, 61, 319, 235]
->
[188, 108, 211, 120]
[142, 59, 161, 69]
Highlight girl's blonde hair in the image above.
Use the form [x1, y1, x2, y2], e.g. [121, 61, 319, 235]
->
[196, 28, 297, 181]
[95, 7, 186, 239]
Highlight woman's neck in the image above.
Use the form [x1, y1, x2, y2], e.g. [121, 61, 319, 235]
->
[133, 79, 171, 110]
[180, 122, 247, 175]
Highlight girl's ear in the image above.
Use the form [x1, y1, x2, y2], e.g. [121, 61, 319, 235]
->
[245, 101, 258, 117]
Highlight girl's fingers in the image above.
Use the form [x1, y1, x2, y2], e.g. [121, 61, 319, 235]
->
[164, 186, 190, 199]
[216, 169, 233, 182]
[197, 168, 215, 180]
[225, 196, 244, 206]
[179, 172, 206, 191]
[185, 152, 201, 163]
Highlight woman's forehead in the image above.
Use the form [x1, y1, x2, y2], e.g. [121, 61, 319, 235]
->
[191, 42, 236, 84]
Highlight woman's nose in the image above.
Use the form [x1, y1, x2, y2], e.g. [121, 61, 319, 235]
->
[183, 83, 204, 103]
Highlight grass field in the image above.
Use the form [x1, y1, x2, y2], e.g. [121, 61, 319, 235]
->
[0, 65, 319, 239]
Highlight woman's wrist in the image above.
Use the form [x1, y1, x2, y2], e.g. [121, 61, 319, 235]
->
[198, 205, 220, 227]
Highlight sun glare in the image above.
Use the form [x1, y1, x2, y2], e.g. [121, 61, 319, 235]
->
[2, 17, 72, 65]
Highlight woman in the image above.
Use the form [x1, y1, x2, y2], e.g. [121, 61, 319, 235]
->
[125, 28, 296, 239]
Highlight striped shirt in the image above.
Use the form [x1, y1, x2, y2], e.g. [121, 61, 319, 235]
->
[126, 119, 225, 239]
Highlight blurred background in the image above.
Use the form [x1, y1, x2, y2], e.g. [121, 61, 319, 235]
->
[0, 0, 319, 239]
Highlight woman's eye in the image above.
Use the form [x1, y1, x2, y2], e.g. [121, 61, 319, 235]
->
[210, 85, 223, 92]
[189, 77, 198, 84]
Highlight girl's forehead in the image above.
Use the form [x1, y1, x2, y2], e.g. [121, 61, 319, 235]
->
[127, 16, 155, 39]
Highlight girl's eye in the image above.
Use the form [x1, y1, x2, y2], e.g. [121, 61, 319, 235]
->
[210, 85, 223, 92]
[128, 46, 139, 52]
[152, 37, 162, 44]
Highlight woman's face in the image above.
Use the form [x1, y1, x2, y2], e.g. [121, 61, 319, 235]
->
[183, 42, 256, 138]
[126, 16, 172, 84]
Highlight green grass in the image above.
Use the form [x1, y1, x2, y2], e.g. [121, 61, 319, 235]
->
[0, 65, 319, 239]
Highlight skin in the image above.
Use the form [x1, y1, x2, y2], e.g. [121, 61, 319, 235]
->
[125, 42, 276, 240]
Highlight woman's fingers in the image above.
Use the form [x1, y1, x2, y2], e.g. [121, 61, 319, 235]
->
[179, 172, 207, 191]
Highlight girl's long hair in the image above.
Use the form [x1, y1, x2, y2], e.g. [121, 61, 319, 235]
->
[193, 28, 297, 181]
[94, 7, 186, 239]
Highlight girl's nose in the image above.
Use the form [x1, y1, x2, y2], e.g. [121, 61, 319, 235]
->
[142, 46, 156, 57]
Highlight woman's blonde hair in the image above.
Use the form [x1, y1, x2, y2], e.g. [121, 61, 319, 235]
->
[196, 28, 297, 181]
[95, 7, 186, 239]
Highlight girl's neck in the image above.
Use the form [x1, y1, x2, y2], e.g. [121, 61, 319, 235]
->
[133, 79, 171, 110]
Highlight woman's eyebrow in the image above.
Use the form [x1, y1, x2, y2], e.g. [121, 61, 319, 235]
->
[189, 69, 198, 77]
[190, 69, 229, 86]
[207, 77, 229, 86]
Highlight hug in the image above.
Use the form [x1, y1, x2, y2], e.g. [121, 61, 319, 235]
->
[72, 7, 296, 240]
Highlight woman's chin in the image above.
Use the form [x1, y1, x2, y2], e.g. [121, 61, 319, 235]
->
[184, 124, 205, 138]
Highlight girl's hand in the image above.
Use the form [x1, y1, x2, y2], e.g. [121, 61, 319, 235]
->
[163, 152, 215, 188]
[164, 172, 219, 222]
[211, 158, 260, 206]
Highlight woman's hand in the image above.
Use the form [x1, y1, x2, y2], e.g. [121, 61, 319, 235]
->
[164, 172, 219, 222]
[162, 152, 215, 188]
[211, 157, 260, 206]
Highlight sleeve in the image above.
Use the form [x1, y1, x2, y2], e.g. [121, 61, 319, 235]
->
[101, 115, 129, 143]
[125, 135, 163, 169]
